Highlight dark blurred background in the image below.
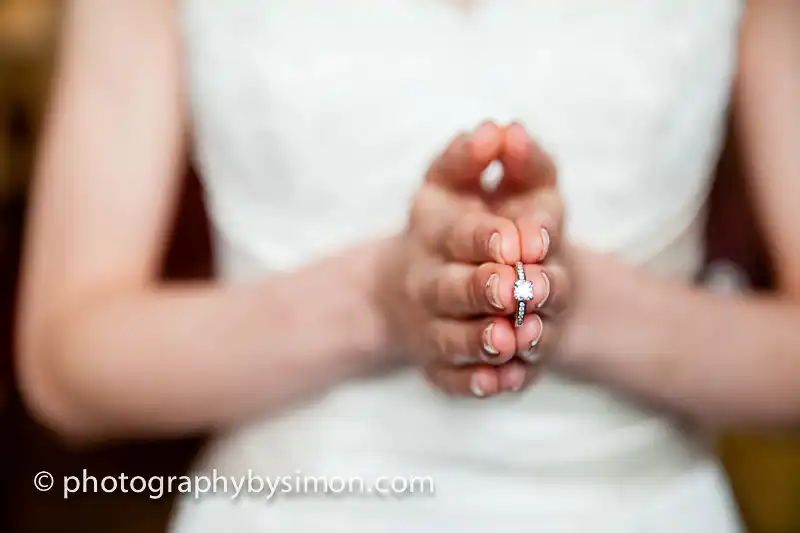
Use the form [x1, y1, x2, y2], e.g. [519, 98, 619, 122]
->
[0, 2, 798, 532]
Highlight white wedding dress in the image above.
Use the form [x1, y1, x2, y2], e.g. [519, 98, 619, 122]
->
[171, 1, 746, 531]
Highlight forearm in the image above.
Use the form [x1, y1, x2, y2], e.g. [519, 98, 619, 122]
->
[560, 1, 800, 431]
[20, 239, 392, 442]
[561, 249, 800, 429]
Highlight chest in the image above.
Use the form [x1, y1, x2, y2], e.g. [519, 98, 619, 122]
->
[183, 0, 742, 257]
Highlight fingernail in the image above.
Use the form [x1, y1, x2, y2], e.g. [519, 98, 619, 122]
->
[473, 120, 495, 136]
[539, 228, 551, 262]
[482, 322, 500, 356]
[503, 364, 527, 392]
[509, 373, 526, 392]
[487, 233, 504, 263]
[484, 273, 504, 310]
[470, 374, 486, 398]
[536, 271, 551, 309]
[520, 314, 544, 363]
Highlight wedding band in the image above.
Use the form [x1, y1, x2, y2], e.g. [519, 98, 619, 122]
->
[513, 261, 534, 327]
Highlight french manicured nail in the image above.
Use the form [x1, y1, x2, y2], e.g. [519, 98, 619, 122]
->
[470, 374, 486, 398]
[536, 271, 551, 309]
[501, 363, 527, 392]
[539, 228, 551, 262]
[488, 233, 504, 263]
[509, 371, 526, 392]
[520, 315, 544, 363]
[482, 322, 500, 356]
[485, 273, 504, 310]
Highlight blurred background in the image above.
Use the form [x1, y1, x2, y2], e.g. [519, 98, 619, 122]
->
[0, 1, 798, 532]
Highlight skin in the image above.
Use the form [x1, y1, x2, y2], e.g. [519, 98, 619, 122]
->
[382, 121, 568, 397]
[14, 0, 800, 445]
[553, 0, 800, 430]
[14, 0, 559, 442]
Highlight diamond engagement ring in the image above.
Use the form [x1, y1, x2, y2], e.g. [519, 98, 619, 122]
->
[513, 261, 534, 327]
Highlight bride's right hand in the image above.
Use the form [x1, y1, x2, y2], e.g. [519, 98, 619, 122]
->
[378, 123, 537, 398]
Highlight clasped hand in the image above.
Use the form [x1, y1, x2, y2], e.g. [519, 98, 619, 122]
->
[381, 121, 570, 398]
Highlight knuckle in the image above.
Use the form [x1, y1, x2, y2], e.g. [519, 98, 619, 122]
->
[456, 322, 474, 352]
[427, 322, 450, 358]
[406, 269, 430, 311]
[471, 223, 487, 258]
[436, 221, 457, 258]
[424, 273, 441, 311]
[413, 278, 431, 311]
[460, 211, 482, 241]
[466, 271, 484, 312]
[423, 275, 444, 314]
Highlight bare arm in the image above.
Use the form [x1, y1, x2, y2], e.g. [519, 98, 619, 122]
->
[559, 0, 800, 429]
[16, 0, 388, 443]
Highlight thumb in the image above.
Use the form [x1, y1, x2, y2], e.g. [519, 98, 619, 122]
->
[426, 121, 504, 191]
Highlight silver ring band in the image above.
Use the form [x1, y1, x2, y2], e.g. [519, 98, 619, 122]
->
[513, 261, 534, 328]
[516, 301, 526, 327]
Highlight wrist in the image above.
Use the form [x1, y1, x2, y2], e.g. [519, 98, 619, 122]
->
[257, 238, 398, 383]
[555, 247, 670, 380]
[335, 236, 403, 373]
[362, 234, 411, 364]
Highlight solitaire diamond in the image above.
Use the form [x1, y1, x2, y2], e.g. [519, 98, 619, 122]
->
[513, 279, 534, 302]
